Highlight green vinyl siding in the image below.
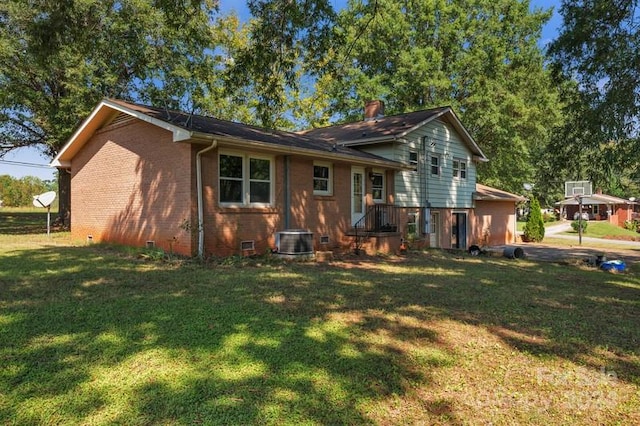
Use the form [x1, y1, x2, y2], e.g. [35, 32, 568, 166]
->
[416, 119, 476, 208]
[357, 118, 477, 209]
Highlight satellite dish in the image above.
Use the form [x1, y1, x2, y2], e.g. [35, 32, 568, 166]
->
[33, 191, 56, 208]
[32, 191, 56, 236]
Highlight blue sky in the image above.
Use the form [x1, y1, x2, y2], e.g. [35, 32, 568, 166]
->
[1, 0, 561, 181]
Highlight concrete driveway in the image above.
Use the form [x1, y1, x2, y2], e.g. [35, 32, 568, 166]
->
[493, 222, 640, 264]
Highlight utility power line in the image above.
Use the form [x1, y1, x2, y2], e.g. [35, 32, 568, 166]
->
[0, 159, 51, 169]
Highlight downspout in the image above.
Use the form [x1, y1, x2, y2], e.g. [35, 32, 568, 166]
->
[284, 155, 291, 229]
[196, 139, 218, 258]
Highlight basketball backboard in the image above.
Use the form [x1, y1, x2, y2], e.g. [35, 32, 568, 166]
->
[564, 181, 592, 198]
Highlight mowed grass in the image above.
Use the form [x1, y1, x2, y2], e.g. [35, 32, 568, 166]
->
[1, 214, 639, 425]
[0, 208, 59, 235]
[564, 220, 640, 240]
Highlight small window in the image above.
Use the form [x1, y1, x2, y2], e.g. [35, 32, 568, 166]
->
[371, 172, 384, 202]
[409, 151, 418, 169]
[453, 159, 467, 179]
[430, 155, 440, 176]
[320, 235, 330, 244]
[313, 163, 332, 195]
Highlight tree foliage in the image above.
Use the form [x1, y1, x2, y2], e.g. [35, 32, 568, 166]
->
[0, 0, 584, 212]
[225, 0, 336, 128]
[312, 0, 560, 194]
[548, 0, 640, 196]
[0, 0, 220, 221]
[0, 174, 54, 207]
[0, 0, 220, 157]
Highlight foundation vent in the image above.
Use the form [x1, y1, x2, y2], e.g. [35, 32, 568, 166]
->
[241, 240, 255, 251]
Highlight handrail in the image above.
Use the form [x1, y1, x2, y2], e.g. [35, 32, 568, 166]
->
[353, 204, 400, 233]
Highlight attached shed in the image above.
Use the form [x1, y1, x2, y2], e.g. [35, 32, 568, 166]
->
[472, 184, 526, 246]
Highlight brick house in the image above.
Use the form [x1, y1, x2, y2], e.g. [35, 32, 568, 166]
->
[51, 99, 409, 257]
[557, 190, 636, 227]
[52, 99, 522, 257]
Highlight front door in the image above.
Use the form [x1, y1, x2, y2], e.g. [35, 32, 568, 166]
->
[451, 212, 467, 249]
[430, 212, 440, 247]
[351, 167, 365, 225]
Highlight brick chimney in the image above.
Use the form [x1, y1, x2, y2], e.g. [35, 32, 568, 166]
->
[364, 100, 385, 121]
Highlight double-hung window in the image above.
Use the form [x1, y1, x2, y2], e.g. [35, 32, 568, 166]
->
[453, 159, 467, 179]
[409, 151, 418, 170]
[430, 154, 440, 176]
[313, 162, 332, 195]
[219, 152, 273, 206]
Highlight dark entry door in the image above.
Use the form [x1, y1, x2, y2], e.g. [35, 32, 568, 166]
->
[451, 213, 467, 249]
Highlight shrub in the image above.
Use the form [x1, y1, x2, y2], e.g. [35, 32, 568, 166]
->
[523, 198, 545, 242]
[571, 220, 588, 233]
[624, 219, 640, 233]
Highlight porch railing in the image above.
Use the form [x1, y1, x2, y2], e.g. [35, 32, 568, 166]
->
[353, 204, 400, 233]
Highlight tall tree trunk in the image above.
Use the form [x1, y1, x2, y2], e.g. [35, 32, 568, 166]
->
[57, 170, 71, 228]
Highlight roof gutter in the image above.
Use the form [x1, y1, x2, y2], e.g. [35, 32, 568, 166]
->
[196, 138, 218, 258]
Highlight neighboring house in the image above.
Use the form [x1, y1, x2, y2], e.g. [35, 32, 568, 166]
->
[557, 190, 636, 227]
[51, 99, 408, 257]
[301, 100, 491, 250]
[51, 98, 520, 257]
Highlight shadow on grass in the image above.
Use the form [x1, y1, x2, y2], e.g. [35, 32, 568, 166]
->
[0, 245, 461, 424]
[1, 244, 638, 424]
[0, 211, 60, 235]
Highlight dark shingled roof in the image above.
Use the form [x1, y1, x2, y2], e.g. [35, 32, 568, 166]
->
[111, 99, 402, 165]
[298, 107, 451, 142]
[474, 184, 526, 202]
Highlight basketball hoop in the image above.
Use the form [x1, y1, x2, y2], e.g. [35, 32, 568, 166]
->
[565, 180, 592, 198]
[565, 181, 591, 246]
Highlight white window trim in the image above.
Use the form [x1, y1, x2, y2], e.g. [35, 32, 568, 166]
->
[313, 161, 333, 196]
[371, 170, 385, 203]
[219, 150, 274, 208]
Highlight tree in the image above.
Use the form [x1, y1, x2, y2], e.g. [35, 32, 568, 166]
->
[314, 0, 561, 194]
[548, 0, 640, 195]
[0, 175, 48, 207]
[0, 0, 220, 224]
[523, 197, 545, 242]
[224, 0, 336, 129]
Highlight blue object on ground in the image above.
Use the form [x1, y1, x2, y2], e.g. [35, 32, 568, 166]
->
[600, 260, 626, 272]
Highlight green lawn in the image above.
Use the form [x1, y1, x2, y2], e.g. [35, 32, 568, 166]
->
[0, 209, 59, 235]
[1, 213, 639, 425]
[564, 220, 640, 240]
